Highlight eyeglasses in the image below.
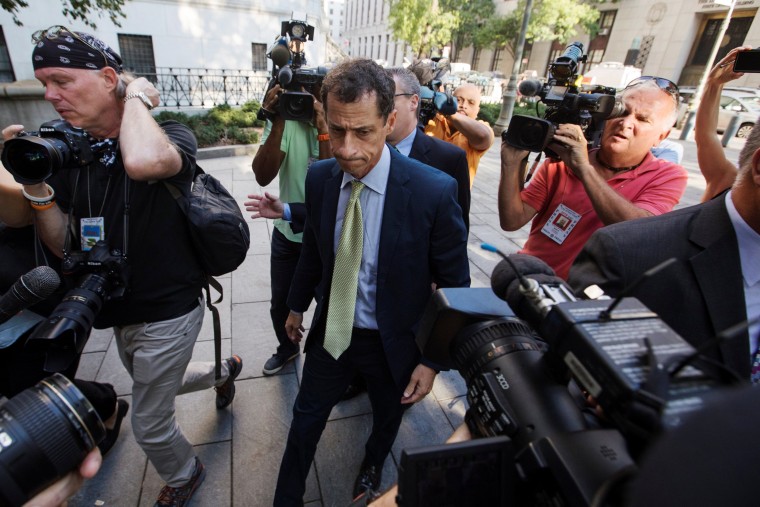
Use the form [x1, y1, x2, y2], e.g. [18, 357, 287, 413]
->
[626, 76, 679, 101]
[394, 93, 415, 98]
[32, 25, 110, 69]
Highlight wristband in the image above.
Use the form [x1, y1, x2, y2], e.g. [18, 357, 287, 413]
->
[30, 200, 56, 211]
[317, 133, 330, 142]
[22, 184, 55, 205]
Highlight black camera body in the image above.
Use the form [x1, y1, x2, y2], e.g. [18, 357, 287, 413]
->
[404, 255, 735, 506]
[503, 42, 619, 157]
[414, 58, 458, 126]
[257, 18, 327, 122]
[1, 120, 101, 185]
[275, 64, 329, 121]
[26, 241, 129, 372]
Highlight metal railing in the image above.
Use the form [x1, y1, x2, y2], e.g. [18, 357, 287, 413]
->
[137, 67, 271, 109]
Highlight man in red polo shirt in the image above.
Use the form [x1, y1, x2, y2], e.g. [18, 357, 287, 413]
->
[498, 77, 687, 279]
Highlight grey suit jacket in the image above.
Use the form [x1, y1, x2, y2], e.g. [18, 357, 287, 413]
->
[568, 194, 750, 378]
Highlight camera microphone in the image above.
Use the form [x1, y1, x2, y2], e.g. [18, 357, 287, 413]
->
[269, 40, 291, 68]
[517, 79, 543, 97]
[0, 266, 60, 326]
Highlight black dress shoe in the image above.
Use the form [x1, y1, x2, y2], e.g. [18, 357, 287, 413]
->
[352, 464, 382, 501]
[99, 398, 129, 456]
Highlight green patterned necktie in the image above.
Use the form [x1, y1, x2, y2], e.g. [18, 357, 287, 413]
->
[323, 180, 365, 359]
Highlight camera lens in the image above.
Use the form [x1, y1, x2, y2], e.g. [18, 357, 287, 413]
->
[25, 273, 110, 373]
[280, 92, 314, 121]
[1, 136, 68, 185]
[0, 373, 105, 506]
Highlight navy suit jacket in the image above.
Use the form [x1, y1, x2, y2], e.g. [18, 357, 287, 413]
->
[287, 147, 471, 388]
[287, 128, 470, 233]
[408, 127, 471, 231]
[569, 194, 750, 378]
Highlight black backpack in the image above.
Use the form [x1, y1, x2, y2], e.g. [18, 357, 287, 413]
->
[164, 164, 250, 379]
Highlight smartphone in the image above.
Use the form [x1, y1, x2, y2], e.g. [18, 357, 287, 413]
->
[733, 49, 760, 73]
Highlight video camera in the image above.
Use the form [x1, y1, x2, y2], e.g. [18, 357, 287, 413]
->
[400, 248, 737, 506]
[409, 58, 458, 126]
[503, 42, 622, 158]
[1, 120, 112, 185]
[257, 18, 328, 122]
[25, 240, 130, 372]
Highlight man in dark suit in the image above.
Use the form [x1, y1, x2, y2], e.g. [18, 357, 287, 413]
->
[568, 119, 760, 380]
[272, 58, 470, 505]
[386, 66, 470, 231]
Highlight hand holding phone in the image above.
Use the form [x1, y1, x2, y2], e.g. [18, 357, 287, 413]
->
[733, 49, 760, 73]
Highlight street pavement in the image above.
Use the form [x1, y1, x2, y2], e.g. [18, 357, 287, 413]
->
[70, 131, 745, 506]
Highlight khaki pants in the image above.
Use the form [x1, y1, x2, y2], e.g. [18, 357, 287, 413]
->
[114, 298, 231, 486]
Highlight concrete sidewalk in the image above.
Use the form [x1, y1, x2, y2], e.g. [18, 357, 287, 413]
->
[70, 133, 738, 506]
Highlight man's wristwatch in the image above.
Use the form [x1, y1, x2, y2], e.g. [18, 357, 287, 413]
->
[123, 91, 154, 110]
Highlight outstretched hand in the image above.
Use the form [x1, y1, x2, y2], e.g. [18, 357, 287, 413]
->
[245, 192, 284, 220]
[708, 46, 753, 86]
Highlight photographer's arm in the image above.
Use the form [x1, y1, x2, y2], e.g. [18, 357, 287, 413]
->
[119, 77, 182, 181]
[695, 47, 748, 202]
[498, 141, 537, 230]
[446, 112, 494, 151]
[252, 85, 287, 186]
[553, 126, 653, 225]
[313, 95, 332, 160]
[0, 160, 32, 227]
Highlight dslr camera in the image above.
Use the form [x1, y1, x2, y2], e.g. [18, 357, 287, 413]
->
[26, 240, 130, 372]
[503, 42, 620, 157]
[257, 18, 328, 122]
[1, 120, 111, 185]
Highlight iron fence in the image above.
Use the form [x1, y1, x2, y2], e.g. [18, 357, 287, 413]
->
[137, 67, 271, 109]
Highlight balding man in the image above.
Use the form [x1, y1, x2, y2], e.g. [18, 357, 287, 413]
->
[424, 83, 495, 186]
[498, 77, 688, 279]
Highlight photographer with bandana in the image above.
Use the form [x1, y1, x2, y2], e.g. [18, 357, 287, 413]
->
[2, 27, 243, 507]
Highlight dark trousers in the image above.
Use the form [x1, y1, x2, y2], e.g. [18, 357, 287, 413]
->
[273, 329, 405, 506]
[270, 228, 302, 356]
[0, 329, 116, 421]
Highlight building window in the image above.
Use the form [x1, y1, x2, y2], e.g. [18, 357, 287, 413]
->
[491, 47, 504, 71]
[118, 34, 156, 77]
[0, 27, 15, 83]
[251, 43, 267, 71]
[588, 9, 616, 64]
[472, 48, 481, 70]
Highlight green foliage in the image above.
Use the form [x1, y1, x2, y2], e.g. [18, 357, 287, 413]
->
[2, 0, 128, 27]
[387, 0, 460, 58]
[483, 0, 601, 57]
[154, 100, 262, 148]
[477, 101, 545, 127]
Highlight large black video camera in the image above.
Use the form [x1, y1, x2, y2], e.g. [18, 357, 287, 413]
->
[1, 120, 111, 185]
[503, 42, 621, 158]
[409, 58, 458, 126]
[257, 18, 328, 122]
[25, 240, 130, 372]
[400, 250, 737, 506]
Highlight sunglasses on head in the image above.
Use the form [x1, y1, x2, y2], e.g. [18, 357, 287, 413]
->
[32, 25, 110, 69]
[626, 76, 679, 99]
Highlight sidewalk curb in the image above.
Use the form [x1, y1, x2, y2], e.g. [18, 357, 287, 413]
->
[197, 144, 258, 160]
